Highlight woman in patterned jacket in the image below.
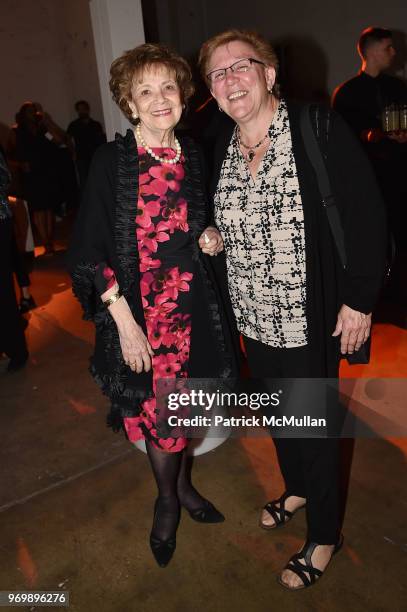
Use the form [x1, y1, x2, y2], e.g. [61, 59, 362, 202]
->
[199, 29, 386, 590]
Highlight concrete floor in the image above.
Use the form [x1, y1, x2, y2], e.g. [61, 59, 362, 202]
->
[1, 234, 406, 612]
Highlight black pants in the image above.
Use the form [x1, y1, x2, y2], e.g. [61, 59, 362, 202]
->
[11, 232, 30, 288]
[0, 219, 28, 360]
[244, 335, 339, 544]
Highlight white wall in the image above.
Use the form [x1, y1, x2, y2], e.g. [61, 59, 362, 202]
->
[59, 0, 104, 124]
[0, 0, 103, 147]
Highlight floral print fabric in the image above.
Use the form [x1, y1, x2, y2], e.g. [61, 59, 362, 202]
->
[94, 263, 117, 294]
[123, 147, 194, 452]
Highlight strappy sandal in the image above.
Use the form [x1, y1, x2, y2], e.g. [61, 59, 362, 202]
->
[259, 492, 306, 530]
[277, 534, 344, 590]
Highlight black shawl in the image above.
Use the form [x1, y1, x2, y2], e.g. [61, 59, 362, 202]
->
[210, 101, 387, 377]
[67, 129, 238, 429]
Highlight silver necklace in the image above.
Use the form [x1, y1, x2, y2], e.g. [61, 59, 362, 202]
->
[238, 129, 269, 162]
[135, 123, 182, 164]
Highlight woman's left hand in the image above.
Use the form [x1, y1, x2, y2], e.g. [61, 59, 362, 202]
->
[198, 226, 224, 256]
[332, 304, 372, 354]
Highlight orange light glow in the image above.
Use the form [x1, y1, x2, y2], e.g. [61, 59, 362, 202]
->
[69, 399, 97, 415]
[238, 437, 283, 495]
[17, 537, 38, 588]
[345, 543, 363, 566]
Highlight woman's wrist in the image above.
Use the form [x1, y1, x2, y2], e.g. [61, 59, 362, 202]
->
[101, 281, 119, 303]
[103, 291, 122, 307]
[106, 295, 135, 331]
[100, 279, 126, 320]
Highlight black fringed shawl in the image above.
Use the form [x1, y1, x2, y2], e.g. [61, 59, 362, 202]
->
[67, 129, 237, 430]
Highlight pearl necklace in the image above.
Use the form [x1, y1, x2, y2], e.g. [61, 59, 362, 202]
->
[135, 124, 181, 165]
[238, 129, 269, 162]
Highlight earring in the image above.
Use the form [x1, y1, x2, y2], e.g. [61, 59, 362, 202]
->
[218, 105, 223, 113]
[267, 85, 273, 94]
[132, 112, 138, 119]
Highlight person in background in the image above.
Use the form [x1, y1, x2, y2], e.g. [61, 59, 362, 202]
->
[67, 100, 106, 189]
[7, 102, 66, 255]
[332, 27, 407, 255]
[7, 153, 37, 312]
[33, 102, 78, 218]
[0, 149, 29, 371]
[11, 232, 36, 313]
[199, 28, 386, 590]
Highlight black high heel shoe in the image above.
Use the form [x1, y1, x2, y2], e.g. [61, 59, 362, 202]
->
[149, 499, 179, 568]
[149, 533, 177, 568]
[186, 499, 225, 523]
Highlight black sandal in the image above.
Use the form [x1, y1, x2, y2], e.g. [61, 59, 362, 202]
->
[259, 492, 306, 530]
[277, 534, 344, 590]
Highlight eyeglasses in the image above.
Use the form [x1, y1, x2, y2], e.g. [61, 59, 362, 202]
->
[206, 58, 266, 84]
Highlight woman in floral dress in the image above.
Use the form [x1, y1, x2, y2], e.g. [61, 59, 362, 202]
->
[68, 44, 236, 567]
[117, 144, 194, 452]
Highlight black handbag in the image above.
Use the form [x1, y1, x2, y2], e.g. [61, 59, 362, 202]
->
[300, 105, 371, 365]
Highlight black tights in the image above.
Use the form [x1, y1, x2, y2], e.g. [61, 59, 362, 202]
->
[146, 442, 207, 540]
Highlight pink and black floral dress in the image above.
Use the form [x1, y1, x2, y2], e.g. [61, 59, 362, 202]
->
[96, 146, 194, 452]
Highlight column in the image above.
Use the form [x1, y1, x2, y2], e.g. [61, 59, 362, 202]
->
[89, 0, 145, 140]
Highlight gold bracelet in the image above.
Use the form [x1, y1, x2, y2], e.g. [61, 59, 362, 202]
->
[103, 291, 122, 307]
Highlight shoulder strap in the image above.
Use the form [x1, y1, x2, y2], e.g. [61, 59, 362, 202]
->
[313, 105, 330, 158]
[210, 122, 235, 198]
[300, 104, 347, 269]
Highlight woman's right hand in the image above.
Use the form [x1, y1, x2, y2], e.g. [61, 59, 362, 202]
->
[198, 226, 224, 256]
[106, 293, 154, 373]
[117, 314, 154, 373]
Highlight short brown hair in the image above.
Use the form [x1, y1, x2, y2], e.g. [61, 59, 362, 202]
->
[199, 29, 279, 92]
[109, 43, 194, 124]
[357, 27, 393, 58]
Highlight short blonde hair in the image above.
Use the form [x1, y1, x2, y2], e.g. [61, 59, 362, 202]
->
[110, 43, 194, 124]
[199, 29, 279, 95]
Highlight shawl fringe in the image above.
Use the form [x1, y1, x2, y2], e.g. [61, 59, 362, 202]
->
[182, 136, 233, 377]
[115, 130, 140, 296]
[70, 261, 98, 321]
